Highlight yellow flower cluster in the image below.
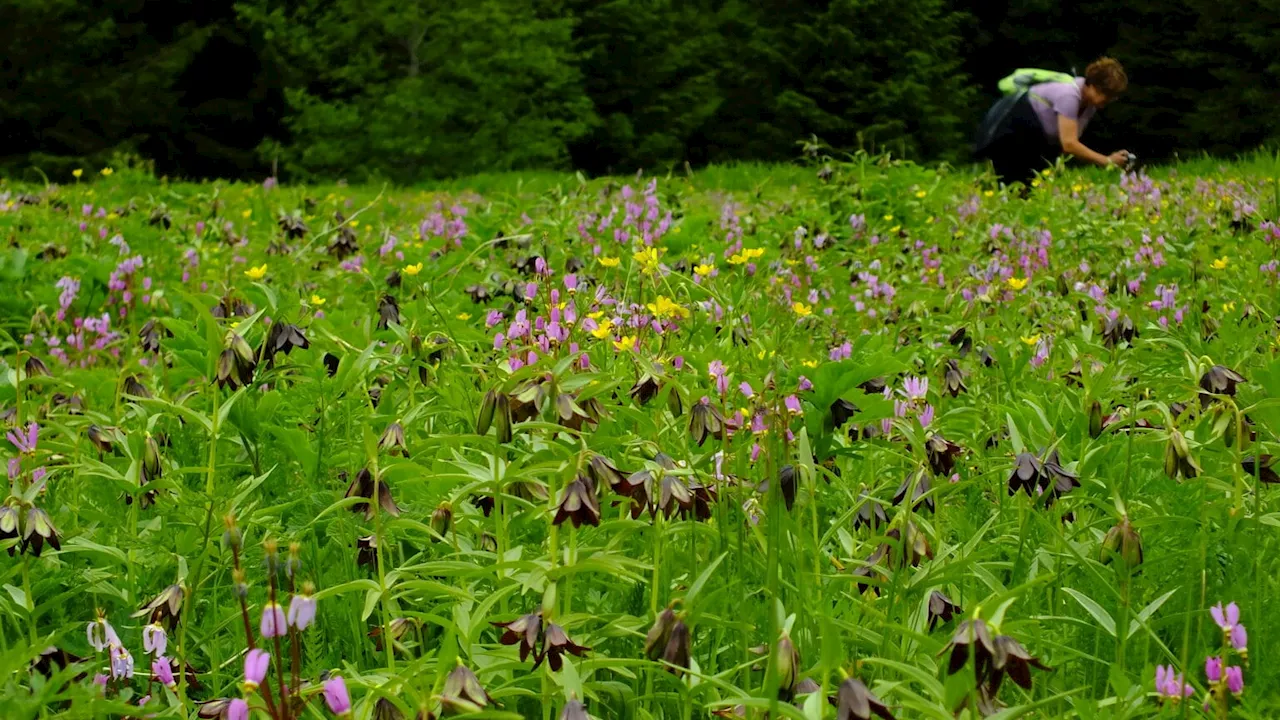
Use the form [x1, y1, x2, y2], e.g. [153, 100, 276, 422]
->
[646, 295, 690, 320]
[727, 247, 765, 265]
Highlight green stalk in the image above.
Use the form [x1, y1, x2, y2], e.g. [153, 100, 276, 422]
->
[176, 385, 221, 711]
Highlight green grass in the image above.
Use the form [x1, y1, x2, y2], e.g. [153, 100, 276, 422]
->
[1, 153, 1279, 720]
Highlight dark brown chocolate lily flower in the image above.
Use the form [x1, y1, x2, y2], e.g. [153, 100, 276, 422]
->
[853, 487, 887, 531]
[892, 468, 934, 513]
[440, 664, 493, 714]
[1040, 449, 1080, 503]
[357, 535, 378, 567]
[553, 475, 601, 528]
[859, 377, 887, 394]
[539, 622, 589, 671]
[379, 422, 408, 457]
[853, 544, 889, 595]
[1198, 364, 1245, 407]
[644, 607, 679, 660]
[661, 620, 691, 674]
[555, 393, 595, 432]
[689, 400, 726, 447]
[834, 677, 895, 720]
[377, 295, 401, 330]
[21, 507, 60, 557]
[586, 454, 627, 494]
[928, 590, 961, 630]
[925, 434, 963, 477]
[886, 522, 933, 568]
[1007, 452, 1043, 497]
[943, 359, 967, 397]
[135, 583, 185, 628]
[278, 212, 308, 239]
[263, 321, 309, 362]
[830, 398, 859, 429]
[344, 468, 403, 520]
[493, 611, 543, 663]
[87, 424, 117, 454]
[23, 354, 50, 379]
[1243, 455, 1280, 484]
[991, 634, 1051, 689]
[1101, 314, 1137, 348]
[138, 318, 171, 354]
[943, 618, 997, 676]
[123, 375, 152, 399]
[328, 213, 360, 259]
[630, 372, 661, 405]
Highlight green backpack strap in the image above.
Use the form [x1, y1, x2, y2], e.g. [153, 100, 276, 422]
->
[998, 68, 1076, 95]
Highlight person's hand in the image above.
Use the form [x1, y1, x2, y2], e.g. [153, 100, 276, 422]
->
[1107, 150, 1130, 167]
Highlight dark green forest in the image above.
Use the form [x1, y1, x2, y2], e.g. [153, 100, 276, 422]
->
[2, 0, 1278, 183]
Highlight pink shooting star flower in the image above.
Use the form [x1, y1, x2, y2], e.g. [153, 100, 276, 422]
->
[323, 676, 352, 715]
[6, 423, 38, 454]
[1226, 666, 1244, 695]
[142, 622, 167, 656]
[288, 592, 317, 630]
[244, 648, 270, 690]
[260, 602, 287, 638]
[152, 656, 176, 688]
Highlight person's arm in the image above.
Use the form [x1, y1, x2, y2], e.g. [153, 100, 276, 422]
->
[1058, 115, 1127, 167]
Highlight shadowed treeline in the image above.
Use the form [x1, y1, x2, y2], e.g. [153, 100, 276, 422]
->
[1, 0, 1277, 182]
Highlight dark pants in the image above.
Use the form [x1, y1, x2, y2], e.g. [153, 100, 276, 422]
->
[973, 94, 1060, 187]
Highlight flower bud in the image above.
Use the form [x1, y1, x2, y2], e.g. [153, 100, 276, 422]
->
[1088, 399, 1103, 439]
[1101, 515, 1143, 570]
[430, 502, 453, 537]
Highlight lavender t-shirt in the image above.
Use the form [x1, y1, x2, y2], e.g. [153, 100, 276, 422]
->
[1028, 77, 1096, 141]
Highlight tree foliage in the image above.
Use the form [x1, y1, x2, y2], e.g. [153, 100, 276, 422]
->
[2, 0, 1279, 180]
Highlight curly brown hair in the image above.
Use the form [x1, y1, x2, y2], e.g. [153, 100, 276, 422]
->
[1085, 57, 1128, 97]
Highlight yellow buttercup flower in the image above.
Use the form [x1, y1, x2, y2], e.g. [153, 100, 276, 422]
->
[72, 169, 83, 179]
[728, 247, 764, 265]
[633, 247, 662, 274]
[1071, 184, 1083, 193]
[984, 190, 994, 197]
[889, 225, 901, 235]
[456, 313, 472, 321]
[1211, 257, 1228, 270]
[694, 263, 715, 276]
[587, 310, 604, 320]
[1041, 169, 1053, 177]
[590, 319, 614, 339]
[310, 294, 326, 306]
[242, 209, 252, 219]
[100, 167, 114, 177]
[792, 302, 812, 317]
[645, 295, 690, 320]
[802, 359, 818, 368]
[1222, 301, 1236, 313]
[599, 256, 620, 268]
[403, 263, 423, 276]
[106, 212, 119, 221]
[915, 190, 927, 199]
[882, 214, 893, 222]
[244, 264, 267, 280]
[1007, 277, 1029, 290]
[614, 335, 637, 352]
[1020, 334, 1041, 346]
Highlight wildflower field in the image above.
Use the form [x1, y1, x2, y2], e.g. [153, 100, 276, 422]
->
[2, 154, 1280, 720]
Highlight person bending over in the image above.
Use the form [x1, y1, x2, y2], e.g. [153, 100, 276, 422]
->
[979, 57, 1131, 188]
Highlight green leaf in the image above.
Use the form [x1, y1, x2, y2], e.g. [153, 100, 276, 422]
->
[1062, 587, 1116, 637]
[682, 552, 726, 608]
